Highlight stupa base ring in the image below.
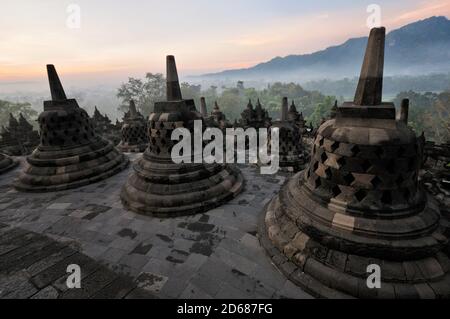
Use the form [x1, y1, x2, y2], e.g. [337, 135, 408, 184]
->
[14, 155, 129, 193]
[258, 175, 450, 299]
[0, 155, 19, 175]
[117, 144, 148, 153]
[121, 165, 245, 218]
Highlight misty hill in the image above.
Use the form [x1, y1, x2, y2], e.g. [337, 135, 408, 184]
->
[198, 16, 450, 82]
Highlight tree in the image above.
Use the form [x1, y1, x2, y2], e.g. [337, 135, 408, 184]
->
[307, 96, 335, 127]
[392, 90, 450, 143]
[0, 100, 38, 129]
[217, 88, 242, 120]
[180, 82, 202, 106]
[117, 73, 165, 116]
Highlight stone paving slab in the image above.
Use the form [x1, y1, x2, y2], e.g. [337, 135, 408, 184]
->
[0, 223, 154, 299]
[0, 155, 312, 299]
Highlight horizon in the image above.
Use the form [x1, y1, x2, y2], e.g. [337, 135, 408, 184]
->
[1, 0, 449, 92]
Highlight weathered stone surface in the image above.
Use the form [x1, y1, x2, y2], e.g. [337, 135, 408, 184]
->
[354, 27, 385, 106]
[0, 225, 156, 299]
[14, 65, 129, 192]
[0, 158, 312, 299]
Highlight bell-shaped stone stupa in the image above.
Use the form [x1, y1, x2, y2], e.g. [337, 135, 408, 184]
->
[118, 100, 148, 152]
[259, 27, 450, 298]
[0, 153, 18, 175]
[14, 65, 129, 192]
[267, 97, 306, 171]
[121, 56, 244, 217]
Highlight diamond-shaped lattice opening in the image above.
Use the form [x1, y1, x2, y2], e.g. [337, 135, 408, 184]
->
[387, 160, 396, 174]
[408, 158, 416, 170]
[354, 189, 367, 202]
[381, 191, 392, 205]
[343, 173, 355, 185]
[361, 159, 372, 172]
[325, 167, 332, 179]
[321, 152, 328, 163]
[332, 185, 342, 197]
[403, 189, 411, 200]
[371, 176, 382, 188]
[396, 175, 405, 186]
[319, 138, 324, 147]
[330, 141, 340, 152]
[374, 147, 384, 158]
[313, 161, 319, 172]
[337, 157, 346, 168]
[351, 145, 361, 156]
[314, 177, 322, 189]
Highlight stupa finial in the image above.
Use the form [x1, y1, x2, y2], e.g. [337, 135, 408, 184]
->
[166, 55, 182, 101]
[353, 27, 385, 106]
[46, 64, 67, 101]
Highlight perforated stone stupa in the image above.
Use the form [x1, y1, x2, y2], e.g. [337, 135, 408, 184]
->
[211, 101, 229, 130]
[240, 99, 271, 129]
[267, 97, 306, 171]
[0, 153, 18, 175]
[259, 27, 450, 298]
[121, 56, 244, 217]
[118, 100, 148, 152]
[14, 65, 129, 192]
[0, 113, 39, 155]
[287, 100, 307, 134]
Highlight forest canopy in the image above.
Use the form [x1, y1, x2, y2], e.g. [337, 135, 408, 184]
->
[116, 75, 449, 143]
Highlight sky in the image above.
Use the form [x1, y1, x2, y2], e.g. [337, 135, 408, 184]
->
[0, 0, 449, 89]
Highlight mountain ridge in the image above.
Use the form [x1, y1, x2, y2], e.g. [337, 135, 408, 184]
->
[198, 16, 450, 82]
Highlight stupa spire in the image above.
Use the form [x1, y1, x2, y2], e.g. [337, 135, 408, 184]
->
[47, 64, 67, 101]
[353, 27, 385, 106]
[129, 100, 137, 118]
[166, 55, 182, 101]
[200, 97, 208, 116]
[281, 97, 288, 121]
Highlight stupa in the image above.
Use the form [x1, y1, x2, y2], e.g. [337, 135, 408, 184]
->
[200, 97, 209, 118]
[118, 100, 148, 152]
[240, 99, 271, 129]
[199, 97, 214, 127]
[330, 100, 338, 119]
[0, 113, 39, 155]
[211, 101, 229, 130]
[14, 65, 129, 192]
[288, 100, 307, 134]
[0, 153, 18, 174]
[259, 27, 450, 298]
[267, 98, 306, 171]
[121, 56, 244, 217]
[91, 106, 121, 145]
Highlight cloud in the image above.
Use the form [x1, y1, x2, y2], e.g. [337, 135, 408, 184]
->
[392, 0, 450, 23]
